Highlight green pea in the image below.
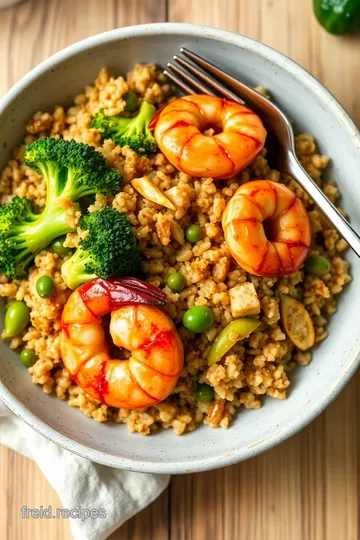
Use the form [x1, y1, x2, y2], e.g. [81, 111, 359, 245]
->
[185, 224, 203, 244]
[20, 348, 38, 368]
[304, 255, 331, 276]
[166, 272, 185, 293]
[36, 275, 55, 299]
[123, 92, 139, 112]
[51, 236, 73, 257]
[4, 301, 30, 338]
[183, 306, 214, 333]
[196, 383, 214, 402]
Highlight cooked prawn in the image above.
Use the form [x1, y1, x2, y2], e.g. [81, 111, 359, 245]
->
[59, 277, 184, 409]
[152, 95, 267, 179]
[222, 180, 311, 276]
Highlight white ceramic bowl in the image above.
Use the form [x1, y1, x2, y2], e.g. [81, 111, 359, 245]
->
[0, 23, 359, 474]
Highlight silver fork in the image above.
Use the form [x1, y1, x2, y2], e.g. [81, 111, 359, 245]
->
[164, 47, 360, 258]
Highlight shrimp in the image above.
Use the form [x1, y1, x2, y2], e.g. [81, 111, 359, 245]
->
[152, 95, 267, 179]
[222, 180, 311, 276]
[59, 277, 184, 409]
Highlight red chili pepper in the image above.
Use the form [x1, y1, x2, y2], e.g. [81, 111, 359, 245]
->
[80, 277, 167, 316]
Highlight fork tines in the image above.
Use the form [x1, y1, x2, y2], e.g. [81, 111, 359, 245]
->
[165, 47, 245, 104]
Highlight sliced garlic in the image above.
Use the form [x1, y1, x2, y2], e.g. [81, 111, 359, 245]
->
[131, 176, 176, 211]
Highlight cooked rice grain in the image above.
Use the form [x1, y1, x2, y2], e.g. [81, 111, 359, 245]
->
[0, 65, 351, 435]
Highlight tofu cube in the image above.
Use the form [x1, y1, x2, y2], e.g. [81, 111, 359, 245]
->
[229, 282, 260, 318]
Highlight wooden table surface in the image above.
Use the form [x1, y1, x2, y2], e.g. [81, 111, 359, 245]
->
[0, 1, 359, 539]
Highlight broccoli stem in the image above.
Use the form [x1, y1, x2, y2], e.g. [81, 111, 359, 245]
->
[37, 162, 67, 201]
[18, 161, 81, 254]
[14, 205, 75, 254]
[61, 249, 97, 290]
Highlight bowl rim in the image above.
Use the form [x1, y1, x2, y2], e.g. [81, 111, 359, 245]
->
[0, 22, 359, 474]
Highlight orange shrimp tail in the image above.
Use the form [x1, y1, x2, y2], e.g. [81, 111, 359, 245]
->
[222, 180, 311, 277]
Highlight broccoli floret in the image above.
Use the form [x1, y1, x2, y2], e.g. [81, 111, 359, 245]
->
[25, 137, 120, 199]
[61, 206, 141, 290]
[91, 101, 157, 155]
[0, 138, 121, 279]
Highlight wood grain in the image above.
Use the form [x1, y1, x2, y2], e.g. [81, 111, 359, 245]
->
[0, 0, 359, 539]
[170, 374, 359, 540]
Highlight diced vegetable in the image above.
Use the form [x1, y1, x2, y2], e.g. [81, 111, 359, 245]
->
[280, 293, 315, 351]
[207, 318, 261, 366]
[131, 176, 176, 210]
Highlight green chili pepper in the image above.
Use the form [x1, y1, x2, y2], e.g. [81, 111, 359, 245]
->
[207, 318, 261, 366]
[313, 0, 360, 35]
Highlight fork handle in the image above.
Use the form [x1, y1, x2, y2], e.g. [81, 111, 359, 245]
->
[288, 153, 360, 258]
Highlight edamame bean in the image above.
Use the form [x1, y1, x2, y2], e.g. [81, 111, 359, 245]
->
[185, 224, 203, 243]
[304, 254, 331, 276]
[196, 383, 214, 402]
[166, 272, 185, 293]
[20, 348, 37, 368]
[4, 301, 30, 338]
[183, 306, 214, 333]
[36, 275, 55, 299]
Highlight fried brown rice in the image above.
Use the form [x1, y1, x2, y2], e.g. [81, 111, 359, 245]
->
[0, 64, 351, 435]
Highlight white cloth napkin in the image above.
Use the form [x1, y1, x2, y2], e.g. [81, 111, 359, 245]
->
[0, 400, 169, 540]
